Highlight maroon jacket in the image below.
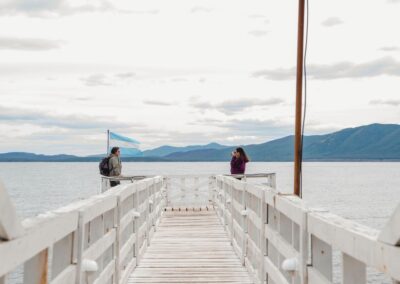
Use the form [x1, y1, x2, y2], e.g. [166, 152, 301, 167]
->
[230, 157, 246, 174]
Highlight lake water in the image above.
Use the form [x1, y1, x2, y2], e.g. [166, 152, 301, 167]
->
[1, 162, 399, 283]
[1, 162, 399, 230]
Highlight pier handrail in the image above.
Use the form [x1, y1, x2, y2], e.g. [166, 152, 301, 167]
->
[214, 175, 400, 284]
[2, 174, 399, 284]
[0, 176, 164, 284]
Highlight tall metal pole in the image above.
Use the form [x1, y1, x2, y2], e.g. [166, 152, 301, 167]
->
[107, 129, 110, 155]
[294, 0, 305, 197]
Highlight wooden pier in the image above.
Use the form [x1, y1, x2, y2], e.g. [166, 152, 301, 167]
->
[129, 210, 254, 283]
[1, 174, 400, 284]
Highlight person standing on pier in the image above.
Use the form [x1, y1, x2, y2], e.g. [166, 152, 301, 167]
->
[230, 147, 249, 177]
[109, 146, 122, 187]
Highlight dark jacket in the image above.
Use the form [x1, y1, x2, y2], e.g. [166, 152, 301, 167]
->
[230, 157, 246, 174]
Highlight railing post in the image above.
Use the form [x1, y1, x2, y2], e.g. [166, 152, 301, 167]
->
[269, 174, 276, 189]
[223, 181, 228, 229]
[101, 177, 110, 193]
[164, 177, 169, 208]
[75, 213, 84, 284]
[23, 249, 48, 284]
[241, 182, 248, 265]
[146, 182, 150, 247]
[114, 195, 122, 284]
[229, 183, 234, 244]
[134, 185, 140, 265]
[298, 210, 308, 284]
[0, 181, 24, 240]
[260, 189, 267, 283]
[208, 176, 214, 206]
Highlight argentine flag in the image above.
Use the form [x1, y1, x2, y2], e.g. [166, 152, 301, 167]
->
[109, 132, 142, 157]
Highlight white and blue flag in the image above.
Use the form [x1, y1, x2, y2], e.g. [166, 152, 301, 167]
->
[109, 132, 142, 157]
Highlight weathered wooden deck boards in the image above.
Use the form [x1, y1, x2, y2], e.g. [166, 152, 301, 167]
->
[129, 210, 254, 283]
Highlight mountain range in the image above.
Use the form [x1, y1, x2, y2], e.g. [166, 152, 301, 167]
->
[1, 123, 399, 162]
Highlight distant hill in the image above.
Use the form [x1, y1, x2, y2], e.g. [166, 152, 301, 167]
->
[1, 124, 399, 162]
[142, 142, 229, 157]
[164, 123, 400, 161]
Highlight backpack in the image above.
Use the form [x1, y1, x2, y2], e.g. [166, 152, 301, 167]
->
[99, 156, 111, 176]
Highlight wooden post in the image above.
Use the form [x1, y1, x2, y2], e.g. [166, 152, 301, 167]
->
[260, 189, 267, 283]
[0, 276, 5, 284]
[0, 181, 24, 240]
[23, 249, 48, 284]
[114, 196, 122, 284]
[294, 0, 306, 197]
[75, 213, 84, 284]
[241, 184, 248, 265]
[134, 185, 140, 265]
[378, 203, 400, 245]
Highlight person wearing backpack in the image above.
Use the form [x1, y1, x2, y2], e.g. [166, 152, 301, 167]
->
[108, 147, 122, 187]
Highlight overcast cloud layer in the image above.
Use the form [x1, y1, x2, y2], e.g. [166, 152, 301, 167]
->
[0, 0, 399, 155]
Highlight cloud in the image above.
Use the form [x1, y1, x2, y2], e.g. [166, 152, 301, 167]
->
[0, 0, 115, 17]
[248, 30, 268, 37]
[0, 37, 64, 51]
[252, 57, 400, 80]
[0, 105, 133, 130]
[379, 46, 400, 52]
[81, 74, 112, 86]
[321, 17, 343, 27]
[122, 9, 159, 15]
[191, 98, 284, 114]
[190, 6, 212, 13]
[369, 99, 400, 106]
[143, 100, 174, 106]
[115, 72, 135, 79]
[248, 14, 267, 19]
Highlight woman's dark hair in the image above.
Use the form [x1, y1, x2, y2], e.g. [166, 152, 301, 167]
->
[111, 147, 120, 154]
[236, 147, 249, 163]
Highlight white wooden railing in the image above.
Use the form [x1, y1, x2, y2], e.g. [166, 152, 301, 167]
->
[2, 174, 399, 284]
[0, 176, 164, 284]
[214, 175, 400, 284]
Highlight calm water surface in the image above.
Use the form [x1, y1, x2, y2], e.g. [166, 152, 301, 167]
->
[1, 162, 399, 230]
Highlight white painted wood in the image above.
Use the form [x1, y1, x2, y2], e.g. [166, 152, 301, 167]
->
[265, 224, 298, 259]
[0, 211, 78, 277]
[120, 233, 136, 264]
[264, 256, 289, 284]
[311, 235, 332, 282]
[83, 229, 116, 263]
[75, 213, 85, 284]
[129, 210, 254, 284]
[23, 249, 48, 284]
[378, 203, 400, 246]
[260, 189, 267, 283]
[80, 196, 117, 224]
[0, 181, 24, 240]
[93, 259, 115, 284]
[342, 252, 366, 284]
[307, 267, 331, 284]
[50, 265, 76, 284]
[51, 233, 74, 281]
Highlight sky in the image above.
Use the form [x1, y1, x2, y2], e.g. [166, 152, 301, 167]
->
[0, 0, 399, 155]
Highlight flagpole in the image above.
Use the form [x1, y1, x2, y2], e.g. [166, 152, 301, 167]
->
[107, 129, 110, 155]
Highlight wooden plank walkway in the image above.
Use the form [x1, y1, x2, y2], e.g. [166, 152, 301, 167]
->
[129, 210, 254, 283]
